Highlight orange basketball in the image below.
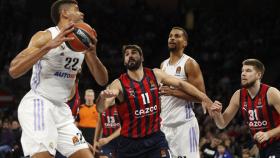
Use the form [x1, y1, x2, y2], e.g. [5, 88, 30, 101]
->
[65, 22, 97, 52]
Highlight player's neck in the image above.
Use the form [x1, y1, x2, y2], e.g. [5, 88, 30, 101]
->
[247, 81, 261, 98]
[169, 50, 184, 65]
[127, 66, 144, 82]
[56, 20, 70, 30]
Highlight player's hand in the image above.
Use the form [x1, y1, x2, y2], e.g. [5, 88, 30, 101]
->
[97, 137, 110, 147]
[100, 89, 118, 99]
[253, 131, 270, 143]
[201, 96, 213, 116]
[92, 142, 100, 156]
[209, 101, 223, 119]
[210, 100, 223, 113]
[85, 37, 98, 55]
[45, 22, 75, 50]
[159, 85, 174, 96]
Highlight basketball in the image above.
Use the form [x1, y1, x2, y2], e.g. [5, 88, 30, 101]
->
[65, 22, 97, 52]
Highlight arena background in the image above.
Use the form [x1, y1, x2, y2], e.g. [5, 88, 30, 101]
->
[0, 0, 279, 157]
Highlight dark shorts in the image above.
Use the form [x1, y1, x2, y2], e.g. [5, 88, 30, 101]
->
[116, 131, 170, 158]
[79, 127, 95, 145]
[99, 137, 120, 158]
[259, 141, 280, 158]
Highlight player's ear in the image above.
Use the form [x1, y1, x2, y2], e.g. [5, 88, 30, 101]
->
[183, 40, 187, 47]
[257, 71, 262, 79]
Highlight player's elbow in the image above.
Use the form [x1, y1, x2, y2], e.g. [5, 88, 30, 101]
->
[217, 124, 226, 130]
[9, 66, 20, 79]
[96, 73, 109, 86]
[98, 78, 108, 86]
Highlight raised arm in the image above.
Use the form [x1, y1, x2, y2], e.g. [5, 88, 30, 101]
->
[9, 23, 74, 79]
[254, 87, 280, 143]
[96, 79, 123, 113]
[211, 90, 240, 129]
[84, 41, 108, 86]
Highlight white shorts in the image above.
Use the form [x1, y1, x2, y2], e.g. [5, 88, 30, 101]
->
[161, 118, 200, 158]
[18, 90, 88, 157]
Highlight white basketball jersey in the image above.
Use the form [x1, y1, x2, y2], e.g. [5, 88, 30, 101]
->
[30, 27, 84, 102]
[160, 54, 195, 126]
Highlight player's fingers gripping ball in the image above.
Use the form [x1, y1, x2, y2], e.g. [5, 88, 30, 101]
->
[65, 22, 97, 52]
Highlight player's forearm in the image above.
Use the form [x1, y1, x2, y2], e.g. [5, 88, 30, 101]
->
[96, 97, 112, 113]
[180, 81, 209, 103]
[9, 46, 50, 79]
[171, 89, 200, 102]
[107, 128, 121, 142]
[213, 113, 227, 129]
[93, 117, 102, 144]
[267, 125, 280, 139]
[85, 53, 108, 86]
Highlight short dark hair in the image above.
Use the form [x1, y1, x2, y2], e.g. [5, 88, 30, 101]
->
[242, 59, 265, 78]
[172, 26, 188, 41]
[51, 0, 77, 25]
[122, 44, 143, 56]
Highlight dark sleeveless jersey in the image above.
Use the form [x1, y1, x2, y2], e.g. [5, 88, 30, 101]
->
[67, 79, 80, 117]
[100, 105, 121, 137]
[118, 68, 161, 138]
[240, 83, 280, 148]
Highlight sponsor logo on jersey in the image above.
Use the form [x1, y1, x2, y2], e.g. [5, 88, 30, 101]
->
[104, 122, 121, 128]
[54, 71, 76, 79]
[134, 105, 157, 118]
[249, 120, 267, 129]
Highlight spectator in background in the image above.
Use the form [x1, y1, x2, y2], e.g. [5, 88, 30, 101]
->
[76, 89, 99, 145]
[214, 143, 233, 158]
[201, 136, 221, 158]
[10, 119, 23, 158]
[0, 120, 14, 158]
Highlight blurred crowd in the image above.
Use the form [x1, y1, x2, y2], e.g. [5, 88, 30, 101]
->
[1, 0, 280, 157]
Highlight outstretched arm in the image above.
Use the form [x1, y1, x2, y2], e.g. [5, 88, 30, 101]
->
[96, 79, 123, 113]
[154, 68, 212, 110]
[9, 23, 75, 79]
[254, 87, 280, 143]
[211, 90, 240, 129]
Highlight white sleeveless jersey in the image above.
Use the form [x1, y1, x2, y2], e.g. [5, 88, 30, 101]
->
[30, 27, 85, 103]
[160, 54, 195, 126]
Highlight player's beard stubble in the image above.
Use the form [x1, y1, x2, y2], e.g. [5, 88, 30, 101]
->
[125, 58, 142, 71]
[241, 80, 256, 88]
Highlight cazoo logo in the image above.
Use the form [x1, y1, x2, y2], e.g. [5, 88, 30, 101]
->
[249, 120, 267, 128]
[135, 105, 158, 117]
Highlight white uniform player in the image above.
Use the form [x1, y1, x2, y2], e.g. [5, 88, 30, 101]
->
[161, 54, 200, 158]
[18, 27, 88, 157]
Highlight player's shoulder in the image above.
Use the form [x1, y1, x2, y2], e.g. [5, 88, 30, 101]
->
[29, 30, 52, 48]
[267, 86, 280, 97]
[152, 68, 161, 74]
[160, 58, 169, 68]
[184, 55, 198, 65]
